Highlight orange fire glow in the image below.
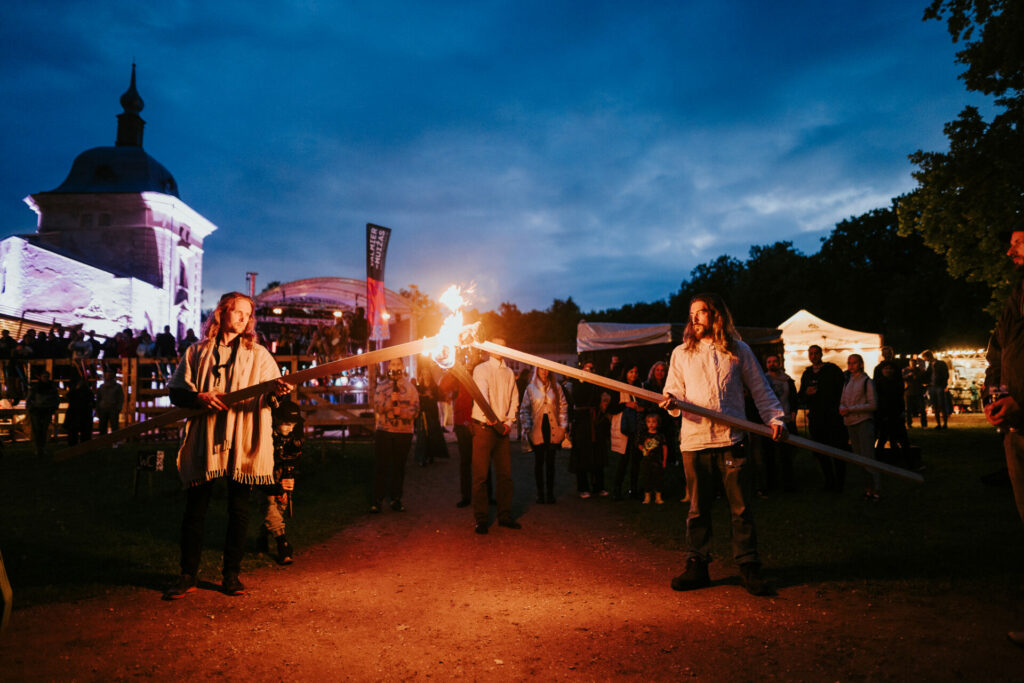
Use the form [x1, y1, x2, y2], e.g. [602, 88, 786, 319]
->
[427, 284, 474, 369]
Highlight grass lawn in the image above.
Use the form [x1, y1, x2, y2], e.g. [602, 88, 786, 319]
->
[0, 437, 375, 607]
[606, 414, 1024, 598]
[1, 414, 1022, 607]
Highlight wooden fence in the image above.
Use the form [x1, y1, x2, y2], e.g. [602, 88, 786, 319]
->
[0, 356, 375, 444]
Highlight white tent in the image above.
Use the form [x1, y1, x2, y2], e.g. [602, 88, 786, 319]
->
[778, 310, 882, 380]
[576, 321, 781, 354]
[576, 321, 676, 352]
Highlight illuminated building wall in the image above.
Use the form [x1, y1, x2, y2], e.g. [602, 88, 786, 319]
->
[0, 65, 215, 338]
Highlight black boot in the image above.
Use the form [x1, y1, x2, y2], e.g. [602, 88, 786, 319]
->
[163, 573, 197, 600]
[740, 562, 773, 596]
[670, 557, 710, 591]
[275, 535, 294, 565]
[222, 572, 245, 596]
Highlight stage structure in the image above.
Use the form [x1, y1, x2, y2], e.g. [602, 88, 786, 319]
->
[254, 277, 416, 350]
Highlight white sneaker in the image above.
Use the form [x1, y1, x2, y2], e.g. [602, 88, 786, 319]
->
[579, 491, 591, 499]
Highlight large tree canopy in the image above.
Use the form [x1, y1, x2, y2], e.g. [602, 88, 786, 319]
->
[898, 0, 1024, 313]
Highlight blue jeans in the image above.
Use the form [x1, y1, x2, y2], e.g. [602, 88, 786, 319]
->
[682, 442, 758, 565]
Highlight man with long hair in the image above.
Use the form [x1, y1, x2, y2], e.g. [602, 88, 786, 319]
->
[164, 292, 292, 599]
[661, 293, 786, 596]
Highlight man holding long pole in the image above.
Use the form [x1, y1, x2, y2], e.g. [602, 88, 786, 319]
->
[470, 337, 520, 534]
[163, 292, 292, 599]
[662, 293, 786, 596]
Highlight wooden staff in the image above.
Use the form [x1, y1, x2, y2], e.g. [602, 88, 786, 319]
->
[56, 335, 449, 460]
[472, 340, 924, 484]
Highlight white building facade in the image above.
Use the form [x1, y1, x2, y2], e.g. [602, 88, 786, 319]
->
[0, 66, 214, 338]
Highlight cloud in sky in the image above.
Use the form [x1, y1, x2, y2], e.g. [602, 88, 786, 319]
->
[0, 1, 989, 313]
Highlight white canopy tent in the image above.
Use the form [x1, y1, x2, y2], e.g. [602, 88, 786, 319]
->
[576, 321, 676, 352]
[778, 310, 882, 380]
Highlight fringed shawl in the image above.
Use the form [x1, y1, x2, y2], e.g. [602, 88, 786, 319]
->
[168, 339, 280, 487]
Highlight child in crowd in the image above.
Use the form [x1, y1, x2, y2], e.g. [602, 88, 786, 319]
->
[638, 413, 668, 504]
[260, 399, 303, 564]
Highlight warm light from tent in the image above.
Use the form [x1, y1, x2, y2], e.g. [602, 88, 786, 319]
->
[272, 307, 283, 315]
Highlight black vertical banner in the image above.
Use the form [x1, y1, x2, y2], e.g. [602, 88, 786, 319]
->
[366, 223, 392, 341]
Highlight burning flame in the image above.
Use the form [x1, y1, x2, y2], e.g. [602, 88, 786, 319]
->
[428, 284, 474, 369]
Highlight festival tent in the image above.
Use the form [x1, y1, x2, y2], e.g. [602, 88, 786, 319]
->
[576, 321, 783, 372]
[778, 310, 882, 380]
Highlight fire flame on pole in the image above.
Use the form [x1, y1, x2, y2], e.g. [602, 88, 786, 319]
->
[422, 285, 502, 425]
[428, 284, 474, 369]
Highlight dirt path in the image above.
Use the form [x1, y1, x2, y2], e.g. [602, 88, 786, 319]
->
[2, 441, 1021, 681]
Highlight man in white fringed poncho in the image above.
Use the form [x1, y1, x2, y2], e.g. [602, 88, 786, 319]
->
[164, 292, 291, 599]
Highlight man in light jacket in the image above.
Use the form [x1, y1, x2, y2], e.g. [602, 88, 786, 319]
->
[661, 293, 786, 596]
[470, 337, 520, 534]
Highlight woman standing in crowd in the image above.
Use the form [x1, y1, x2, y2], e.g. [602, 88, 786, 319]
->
[414, 364, 448, 467]
[568, 360, 609, 498]
[840, 353, 879, 500]
[520, 366, 569, 504]
[610, 364, 645, 500]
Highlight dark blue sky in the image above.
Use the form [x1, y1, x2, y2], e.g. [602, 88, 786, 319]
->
[0, 1, 985, 313]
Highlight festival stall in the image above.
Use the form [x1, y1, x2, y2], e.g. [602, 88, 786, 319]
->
[777, 310, 882, 379]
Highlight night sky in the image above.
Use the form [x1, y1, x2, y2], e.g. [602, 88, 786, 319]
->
[0, 1, 987, 313]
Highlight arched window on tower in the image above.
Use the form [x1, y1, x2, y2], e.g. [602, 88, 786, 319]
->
[175, 261, 190, 305]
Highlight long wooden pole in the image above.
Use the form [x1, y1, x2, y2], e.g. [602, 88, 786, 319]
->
[56, 336, 444, 460]
[472, 341, 923, 484]
[446, 361, 501, 424]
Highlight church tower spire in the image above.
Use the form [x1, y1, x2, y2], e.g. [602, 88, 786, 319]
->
[115, 63, 146, 147]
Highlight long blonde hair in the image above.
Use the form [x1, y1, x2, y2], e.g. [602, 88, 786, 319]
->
[531, 366, 562, 415]
[682, 293, 741, 357]
[202, 292, 257, 349]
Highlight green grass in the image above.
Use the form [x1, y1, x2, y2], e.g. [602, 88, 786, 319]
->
[0, 438, 375, 607]
[2, 418, 1022, 607]
[609, 417, 1024, 598]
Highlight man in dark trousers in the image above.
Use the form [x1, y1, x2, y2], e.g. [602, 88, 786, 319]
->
[983, 226, 1024, 648]
[164, 292, 292, 599]
[661, 293, 787, 596]
[470, 337, 520, 534]
[799, 345, 847, 491]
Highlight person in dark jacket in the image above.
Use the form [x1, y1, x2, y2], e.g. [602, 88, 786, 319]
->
[874, 348, 916, 469]
[983, 227, 1024, 648]
[761, 353, 799, 492]
[26, 370, 60, 456]
[799, 345, 848, 492]
[63, 375, 95, 446]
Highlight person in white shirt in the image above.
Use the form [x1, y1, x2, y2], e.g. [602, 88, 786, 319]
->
[661, 293, 786, 596]
[470, 337, 520, 534]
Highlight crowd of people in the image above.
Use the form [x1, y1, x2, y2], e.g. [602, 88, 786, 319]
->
[4, 238, 1021, 646]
